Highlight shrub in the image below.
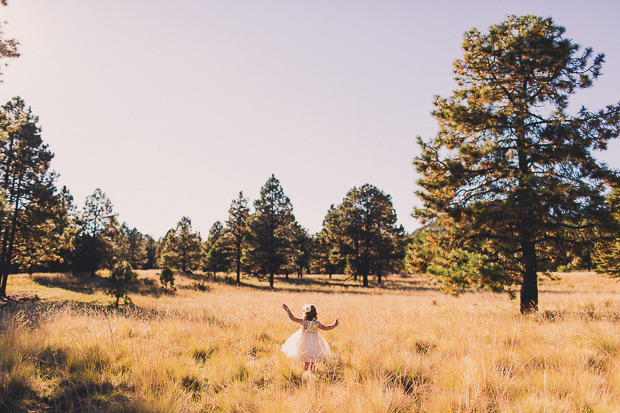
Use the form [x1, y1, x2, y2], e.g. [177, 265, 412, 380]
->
[107, 261, 137, 308]
[160, 268, 175, 291]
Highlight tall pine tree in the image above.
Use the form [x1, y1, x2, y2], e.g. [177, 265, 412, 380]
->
[338, 184, 401, 287]
[247, 175, 295, 288]
[203, 221, 229, 278]
[414, 15, 620, 313]
[159, 217, 202, 273]
[225, 191, 249, 285]
[72, 189, 118, 275]
[0, 98, 56, 297]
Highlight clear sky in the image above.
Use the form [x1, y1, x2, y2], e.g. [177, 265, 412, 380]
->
[1, 1, 619, 238]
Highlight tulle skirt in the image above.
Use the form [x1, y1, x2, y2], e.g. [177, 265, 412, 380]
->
[281, 330, 331, 362]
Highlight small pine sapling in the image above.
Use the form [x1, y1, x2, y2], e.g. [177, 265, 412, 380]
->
[108, 261, 137, 308]
[160, 267, 175, 291]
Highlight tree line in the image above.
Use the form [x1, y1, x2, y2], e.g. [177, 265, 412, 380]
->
[0, 0, 408, 294]
[0, 108, 409, 296]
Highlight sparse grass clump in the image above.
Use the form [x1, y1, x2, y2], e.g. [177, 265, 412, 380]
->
[1, 271, 620, 411]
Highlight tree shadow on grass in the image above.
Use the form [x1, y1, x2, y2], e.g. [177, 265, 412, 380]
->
[223, 274, 441, 294]
[29, 271, 440, 297]
[0, 299, 170, 324]
[32, 273, 108, 294]
[31, 273, 165, 298]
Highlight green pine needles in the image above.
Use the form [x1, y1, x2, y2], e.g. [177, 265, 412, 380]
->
[414, 15, 620, 313]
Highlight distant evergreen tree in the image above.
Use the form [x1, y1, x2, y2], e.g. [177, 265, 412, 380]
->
[225, 191, 249, 285]
[313, 206, 348, 277]
[247, 175, 295, 288]
[72, 189, 118, 276]
[159, 217, 202, 273]
[286, 222, 313, 278]
[310, 229, 339, 278]
[330, 184, 401, 287]
[414, 15, 620, 313]
[594, 188, 620, 278]
[13, 184, 77, 273]
[143, 235, 158, 269]
[115, 224, 148, 269]
[203, 221, 229, 278]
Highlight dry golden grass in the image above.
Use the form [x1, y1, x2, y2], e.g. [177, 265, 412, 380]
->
[2, 270, 620, 412]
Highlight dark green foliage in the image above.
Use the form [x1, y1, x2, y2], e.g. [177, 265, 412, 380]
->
[246, 175, 295, 288]
[286, 222, 313, 278]
[115, 224, 148, 270]
[143, 235, 158, 269]
[72, 234, 111, 277]
[594, 241, 620, 278]
[13, 184, 76, 273]
[0, 97, 57, 296]
[107, 261, 137, 308]
[203, 221, 229, 277]
[405, 226, 437, 275]
[312, 207, 346, 277]
[414, 15, 620, 313]
[310, 229, 337, 277]
[318, 184, 403, 287]
[159, 267, 175, 290]
[72, 189, 118, 276]
[80, 189, 116, 238]
[594, 188, 620, 277]
[159, 217, 202, 273]
[225, 191, 249, 285]
[405, 219, 512, 295]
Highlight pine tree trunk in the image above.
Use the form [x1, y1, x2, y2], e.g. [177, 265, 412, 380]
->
[362, 260, 369, 287]
[0, 136, 16, 297]
[0, 228, 11, 297]
[520, 237, 538, 314]
[235, 241, 241, 286]
[5, 208, 21, 285]
[0, 175, 21, 297]
[516, 135, 538, 314]
[236, 261, 240, 285]
[269, 271, 274, 288]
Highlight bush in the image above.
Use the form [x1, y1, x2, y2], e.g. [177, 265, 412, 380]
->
[160, 268, 175, 291]
[107, 261, 137, 308]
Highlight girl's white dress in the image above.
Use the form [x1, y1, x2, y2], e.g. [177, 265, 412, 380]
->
[281, 319, 331, 362]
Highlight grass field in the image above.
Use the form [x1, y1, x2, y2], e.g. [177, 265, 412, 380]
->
[2, 270, 620, 412]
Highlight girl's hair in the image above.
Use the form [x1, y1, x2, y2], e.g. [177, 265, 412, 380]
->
[303, 305, 317, 321]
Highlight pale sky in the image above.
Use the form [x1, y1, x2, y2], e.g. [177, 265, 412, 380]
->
[1, 1, 619, 238]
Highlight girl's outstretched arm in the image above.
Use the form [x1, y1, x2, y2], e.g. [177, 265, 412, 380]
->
[282, 304, 302, 323]
[318, 318, 340, 330]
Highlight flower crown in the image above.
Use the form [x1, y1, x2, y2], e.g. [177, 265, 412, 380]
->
[302, 304, 315, 314]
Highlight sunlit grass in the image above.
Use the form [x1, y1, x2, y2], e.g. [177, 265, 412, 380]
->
[1, 271, 620, 411]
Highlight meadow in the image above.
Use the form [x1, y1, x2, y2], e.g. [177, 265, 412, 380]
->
[2, 270, 620, 412]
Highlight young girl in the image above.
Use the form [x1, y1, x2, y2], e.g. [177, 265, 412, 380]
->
[281, 303, 339, 372]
